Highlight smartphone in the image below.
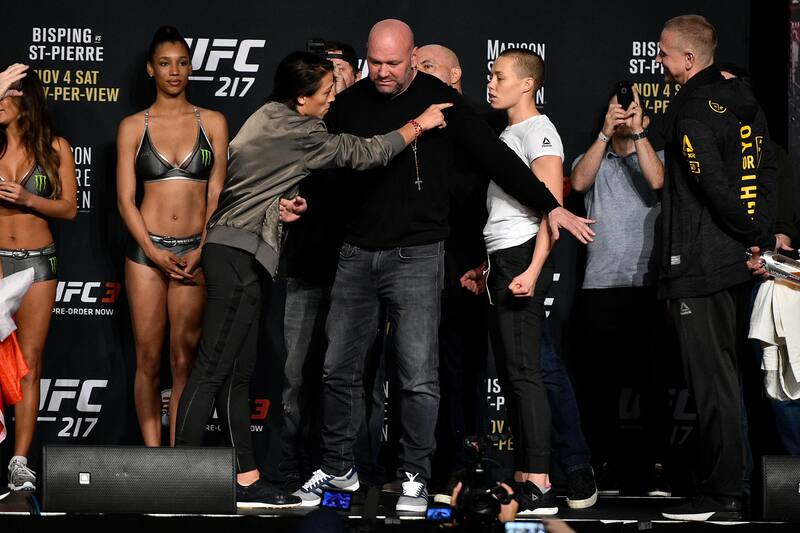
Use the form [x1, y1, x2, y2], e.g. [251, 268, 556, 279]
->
[306, 38, 327, 57]
[320, 489, 352, 511]
[615, 80, 634, 109]
[505, 521, 546, 533]
[425, 505, 454, 522]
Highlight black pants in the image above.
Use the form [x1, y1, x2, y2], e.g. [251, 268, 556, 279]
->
[670, 283, 750, 499]
[487, 238, 552, 473]
[572, 287, 671, 469]
[176, 244, 265, 473]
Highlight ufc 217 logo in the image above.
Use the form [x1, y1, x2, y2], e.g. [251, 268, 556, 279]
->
[185, 38, 266, 98]
[38, 378, 108, 438]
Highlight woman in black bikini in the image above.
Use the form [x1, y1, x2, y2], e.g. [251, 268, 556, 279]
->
[116, 26, 227, 446]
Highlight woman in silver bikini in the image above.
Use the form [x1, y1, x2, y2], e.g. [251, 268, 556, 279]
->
[0, 63, 77, 491]
[116, 26, 228, 446]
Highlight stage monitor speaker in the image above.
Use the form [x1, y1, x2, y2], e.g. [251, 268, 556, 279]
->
[42, 445, 235, 514]
[762, 455, 800, 522]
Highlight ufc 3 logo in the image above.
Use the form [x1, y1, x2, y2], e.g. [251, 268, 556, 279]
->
[185, 38, 266, 98]
[56, 281, 120, 303]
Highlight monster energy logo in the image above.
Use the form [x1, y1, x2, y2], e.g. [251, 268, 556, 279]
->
[200, 148, 212, 166]
[49, 256, 58, 274]
[34, 174, 48, 194]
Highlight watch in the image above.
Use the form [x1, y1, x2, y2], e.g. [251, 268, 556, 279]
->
[631, 130, 648, 141]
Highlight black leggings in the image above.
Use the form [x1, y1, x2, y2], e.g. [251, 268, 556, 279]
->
[487, 237, 552, 473]
[175, 243, 266, 473]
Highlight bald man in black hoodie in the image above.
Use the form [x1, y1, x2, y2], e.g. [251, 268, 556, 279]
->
[655, 15, 777, 522]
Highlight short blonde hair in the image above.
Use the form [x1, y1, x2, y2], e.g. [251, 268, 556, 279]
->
[498, 49, 544, 93]
[663, 15, 717, 62]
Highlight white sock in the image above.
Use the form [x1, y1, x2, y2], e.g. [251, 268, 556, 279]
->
[10, 456, 27, 466]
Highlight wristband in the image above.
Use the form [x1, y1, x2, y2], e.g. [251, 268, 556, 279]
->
[598, 131, 611, 143]
[631, 130, 648, 141]
[408, 119, 422, 138]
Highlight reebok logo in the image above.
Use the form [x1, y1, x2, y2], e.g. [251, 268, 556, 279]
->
[680, 302, 692, 316]
[542, 137, 552, 147]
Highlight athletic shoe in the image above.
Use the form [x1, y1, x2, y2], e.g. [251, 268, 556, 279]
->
[294, 467, 360, 507]
[595, 462, 620, 496]
[381, 478, 403, 494]
[646, 463, 672, 497]
[7, 457, 35, 491]
[566, 467, 598, 509]
[236, 478, 302, 509]
[432, 468, 465, 505]
[517, 481, 558, 516]
[396, 472, 428, 513]
[0, 488, 9, 501]
[662, 496, 742, 521]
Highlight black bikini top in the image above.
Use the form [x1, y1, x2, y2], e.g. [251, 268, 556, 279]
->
[1, 164, 54, 199]
[135, 107, 214, 183]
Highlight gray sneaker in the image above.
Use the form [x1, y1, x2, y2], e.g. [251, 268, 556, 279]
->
[396, 472, 428, 513]
[8, 457, 36, 491]
[294, 467, 359, 507]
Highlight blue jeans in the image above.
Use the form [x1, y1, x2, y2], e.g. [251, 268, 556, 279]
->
[771, 400, 800, 455]
[321, 241, 444, 481]
[541, 322, 592, 473]
[280, 278, 331, 478]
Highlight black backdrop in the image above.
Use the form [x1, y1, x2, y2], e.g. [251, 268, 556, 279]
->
[1, 0, 789, 491]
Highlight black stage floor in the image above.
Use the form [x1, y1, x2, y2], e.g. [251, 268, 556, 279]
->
[1, 492, 797, 532]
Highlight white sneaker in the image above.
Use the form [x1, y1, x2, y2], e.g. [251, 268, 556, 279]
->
[8, 457, 36, 491]
[396, 472, 428, 513]
[293, 467, 359, 507]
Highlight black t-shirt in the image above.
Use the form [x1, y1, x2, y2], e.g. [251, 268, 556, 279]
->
[326, 71, 559, 250]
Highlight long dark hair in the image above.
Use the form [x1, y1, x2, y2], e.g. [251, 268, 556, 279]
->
[148, 25, 190, 63]
[0, 69, 61, 198]
[270, 51, 333, 110]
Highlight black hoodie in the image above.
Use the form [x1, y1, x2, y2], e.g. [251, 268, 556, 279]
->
[659, 65, 776, 299]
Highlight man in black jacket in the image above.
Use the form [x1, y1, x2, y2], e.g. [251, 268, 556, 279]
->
[294, 19, 594, 514]
[655, 15, 776, 522]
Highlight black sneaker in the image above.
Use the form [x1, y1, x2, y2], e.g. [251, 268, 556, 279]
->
[280, 473, 303, 494]
[662, 496, 742, 521]
[381, 478, 403, 495]
[237, 478, 302, 509]
[646, 463, 672, 497]
[595, 462, 620, 496]
[566, 467, 598, 509]
[432, 468, 465, 505]
[517, 481, 558, 516]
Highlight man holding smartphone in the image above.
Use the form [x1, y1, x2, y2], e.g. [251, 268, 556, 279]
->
[570, 84, 669, 498]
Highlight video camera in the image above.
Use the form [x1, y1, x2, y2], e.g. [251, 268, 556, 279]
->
[453, 435, 515, 530]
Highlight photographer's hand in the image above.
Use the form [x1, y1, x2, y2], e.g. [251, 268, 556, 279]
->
[496, 482, 519, 523]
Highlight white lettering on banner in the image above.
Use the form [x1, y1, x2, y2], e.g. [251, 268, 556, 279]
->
[629, 41, 663, 75]
[53, 281, 121, 317]
[486, 39, 546, 105]
[29, 27, 104, 62]
[72, 146, 92, 212]
[185, 37, 265, 98]
[35, 379, 108, 438]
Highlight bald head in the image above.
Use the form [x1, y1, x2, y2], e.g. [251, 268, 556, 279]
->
[417, 44, 463, 93]
[366, 19, 418, 95]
